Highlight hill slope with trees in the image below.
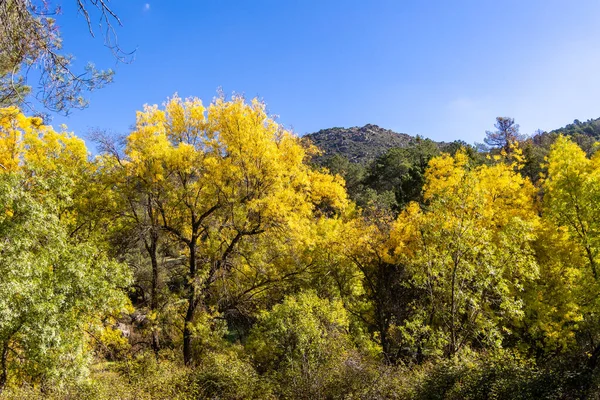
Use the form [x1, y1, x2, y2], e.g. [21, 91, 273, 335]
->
[551, 116, 600, 139]
[305, 124, 418, 164]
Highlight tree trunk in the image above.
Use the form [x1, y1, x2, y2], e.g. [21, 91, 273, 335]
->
[146, 198, 161, 359]
[0, 341, 8, 395]
[585, 245, 598, 280]
[449, 255, 458, 357]
[149, 238, 160, 359]
[183, 241, 196, 365]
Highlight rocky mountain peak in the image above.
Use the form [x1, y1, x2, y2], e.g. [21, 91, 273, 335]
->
[305, 124, 415, 163]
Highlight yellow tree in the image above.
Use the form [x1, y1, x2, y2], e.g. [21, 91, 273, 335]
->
[124, 95, 348, 364]
[0, 105, 93, 237]
[388, 149, 540, 357]
[543, 135, 600, 279]
[0, 106, 87, 176]
[335, 214, 420, 363]
[542, 135, 600, 368]
[521, 221, 588, 354]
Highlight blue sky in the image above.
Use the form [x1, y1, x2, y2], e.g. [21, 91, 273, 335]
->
[48, 0, 600, 146]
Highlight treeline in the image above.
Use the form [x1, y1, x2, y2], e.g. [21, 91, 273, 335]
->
[1, 100, 600, 399]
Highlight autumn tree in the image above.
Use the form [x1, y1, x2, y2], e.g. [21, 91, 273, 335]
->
[90, 132, 170, 358]
[519, 221, 589, 354]
[543, 135, 600, 280]
[388, 149, 539, 358]
[542, 135, 600, 372]
[123, 94, 348, 365]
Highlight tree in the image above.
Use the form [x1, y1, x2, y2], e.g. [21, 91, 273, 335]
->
[0, 0, 128, 114]
[0, 107, 130, 393]
[543, 135, 600, 280]
[342, 217, 423, 363]
[123, 94, 349, 365]
[520, 221, 588, 354]
[484, 117, 525, 153]
[322, 153, 366, 202]
[388, 149, 539, 357]
[92, 132, 169, 358]
[247, 291, 356, 398]
[365, 137, 440, 209]
[539, 135, 600, 386]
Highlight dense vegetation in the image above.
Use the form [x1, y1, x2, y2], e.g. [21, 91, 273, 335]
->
[551, 117, 600, 139]
[1, 98, 600, 399]
[4, 1, 600, 398]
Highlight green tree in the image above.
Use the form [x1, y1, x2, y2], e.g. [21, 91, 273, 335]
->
[321, 153, 367, 201]
[0, 172, 130, 393]
[365, 137, 440, 210]
[247, 291, 358, 399]
[0, 107, 130, 393]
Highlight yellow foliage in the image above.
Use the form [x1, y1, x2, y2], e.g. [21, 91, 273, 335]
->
[0, 107, 88, 175]
[125, 94, 349, 238]
[386, 149, 540, 354]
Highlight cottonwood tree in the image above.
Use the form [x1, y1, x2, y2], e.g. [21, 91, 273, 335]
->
[388, 149, 539, 357]
[123, 95, 348, 364]
[544, 135, 600, 280]
[92, 132, 168, 358]
[542, 136, 600, 371]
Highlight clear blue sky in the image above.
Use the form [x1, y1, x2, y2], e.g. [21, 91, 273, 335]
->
[49, 0, 600, 146]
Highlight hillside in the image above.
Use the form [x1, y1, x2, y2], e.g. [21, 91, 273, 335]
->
[305, 124, 416, 164]
[550, 117, 600, 139]
[307, 116, 600, 167]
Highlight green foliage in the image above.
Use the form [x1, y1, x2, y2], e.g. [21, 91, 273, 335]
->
[247, 291, 373, 399]
[0, 358, 197, 400]
[551, 117, 600, 140]
[248, 291, 349, 369]
[322, 153, 367, 200]
[407, 350, 568, 400]
[191, 348, 271, 399]
[0, 172, 130, 390]
[365, 137, 440, 209]
[318, 137, 449, 216]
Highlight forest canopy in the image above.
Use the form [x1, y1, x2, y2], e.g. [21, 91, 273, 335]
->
[1, 96, 600, 399]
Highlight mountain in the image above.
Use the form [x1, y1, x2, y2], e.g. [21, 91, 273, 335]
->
[304, 116, 600, 167]
[304, 124, 416, 164]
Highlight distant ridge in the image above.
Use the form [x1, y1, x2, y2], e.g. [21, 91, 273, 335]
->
[550, 117, 600, 139]
[305, 124, 416, 164]
[305, 116, 600, 166]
